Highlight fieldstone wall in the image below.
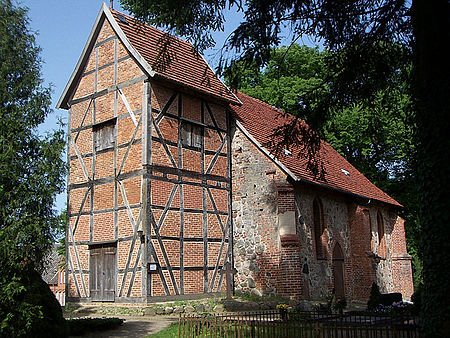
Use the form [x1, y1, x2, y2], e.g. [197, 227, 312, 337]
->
[231, 125, 286, 297]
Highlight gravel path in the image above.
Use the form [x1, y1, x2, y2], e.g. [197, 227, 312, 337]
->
[70, 315, 179, 337]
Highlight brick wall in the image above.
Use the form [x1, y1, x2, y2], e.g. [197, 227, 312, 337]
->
[347, 204, 376, 300]
[148, 83, 230, 297]
[232, 125, 303, 298]
[390, 216, 414, 300]
[67, 18, 145, 301]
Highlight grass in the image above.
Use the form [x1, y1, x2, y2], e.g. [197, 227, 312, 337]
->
[145, 323, 179, 337]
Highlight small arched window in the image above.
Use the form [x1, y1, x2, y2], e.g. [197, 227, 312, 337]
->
[313, 198, 326, 258]
[377, 212, 386, 257]
[367, 210, 374, 252]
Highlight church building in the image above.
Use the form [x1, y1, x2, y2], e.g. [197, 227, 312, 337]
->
[57, 4, 413, 303]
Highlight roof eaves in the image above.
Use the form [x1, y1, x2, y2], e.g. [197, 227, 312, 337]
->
[196, 52, 242, 106]
[235, 120, 298, 181]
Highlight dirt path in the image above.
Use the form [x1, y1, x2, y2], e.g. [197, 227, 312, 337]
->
[70, 315, 179, 338]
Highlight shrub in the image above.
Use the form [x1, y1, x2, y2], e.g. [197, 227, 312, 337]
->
[411, 283, 423, 315]
[0, 269, 69, 337]
[332, 297, 347, 314]
[367, 283, 381, 311]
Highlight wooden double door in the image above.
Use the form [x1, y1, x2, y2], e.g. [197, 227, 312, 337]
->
[90, 244, 116, 301]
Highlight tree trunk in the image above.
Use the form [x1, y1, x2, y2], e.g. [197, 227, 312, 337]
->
[412, 1, 450, 336]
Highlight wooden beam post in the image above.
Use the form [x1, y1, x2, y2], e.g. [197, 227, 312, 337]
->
[141, 79, 152, 298]
[220, 261, 237, 300]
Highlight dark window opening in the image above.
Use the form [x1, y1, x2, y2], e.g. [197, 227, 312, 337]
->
[313, 198, 326, 259]
[377, 211, 386, 257]
[181, 121, 202, 148]
[93, 118, 116, 152]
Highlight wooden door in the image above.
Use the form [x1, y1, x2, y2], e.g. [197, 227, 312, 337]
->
[332, 242, 345, 298]
[90, 245, 116, 301]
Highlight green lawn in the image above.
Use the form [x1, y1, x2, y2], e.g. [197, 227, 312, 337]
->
[145, 323, 179, 337]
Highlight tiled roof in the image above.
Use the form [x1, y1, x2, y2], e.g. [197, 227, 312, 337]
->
[110, 10, 240, 105]
[230, 92, 401, 207]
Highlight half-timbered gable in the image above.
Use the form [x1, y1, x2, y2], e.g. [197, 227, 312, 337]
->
[59, 5, 413, 304]
[59, 4, 237, 302]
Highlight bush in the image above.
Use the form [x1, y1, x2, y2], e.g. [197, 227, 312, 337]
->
[379, 293, 402, 306]
[0, 269, 69, 337]
[367, 283, 381, 311]
[67, 317, 124, 336]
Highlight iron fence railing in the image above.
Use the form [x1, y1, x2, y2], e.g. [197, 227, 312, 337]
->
[179, 310, 421, 338]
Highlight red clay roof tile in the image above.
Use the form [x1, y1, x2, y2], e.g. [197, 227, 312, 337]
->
[230, 92, 401, 207]
[110, 10, 240, 105]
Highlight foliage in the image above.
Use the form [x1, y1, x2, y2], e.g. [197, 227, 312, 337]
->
[410, 283, 422, 315]
[276, 303, 289, 312]
[120, 1, 449, 336]
[56, 209, 67, 269]
[0, 270, 69, 337]
[332, 297, 347, 313]
[0, 0, 66, 335]
[67, 317, 124, 336]
[367, 283, 381, 311]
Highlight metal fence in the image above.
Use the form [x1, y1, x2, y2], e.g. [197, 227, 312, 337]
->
[179, 310, 421, 337]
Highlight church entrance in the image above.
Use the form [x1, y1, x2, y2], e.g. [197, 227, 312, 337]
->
[332, 242, 345, 298]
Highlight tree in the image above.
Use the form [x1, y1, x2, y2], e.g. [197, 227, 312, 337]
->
[0, 0, 67, 335]
[120, 0, 449, 335]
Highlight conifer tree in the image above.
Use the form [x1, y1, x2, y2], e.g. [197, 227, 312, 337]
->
[0, 0, 67, 335]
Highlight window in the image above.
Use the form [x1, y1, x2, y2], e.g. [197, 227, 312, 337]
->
[377, 211, 386, 257]
[93, 118, 115, 152]
[181, 121, 202, 148]
[313, 198, 326, 259]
